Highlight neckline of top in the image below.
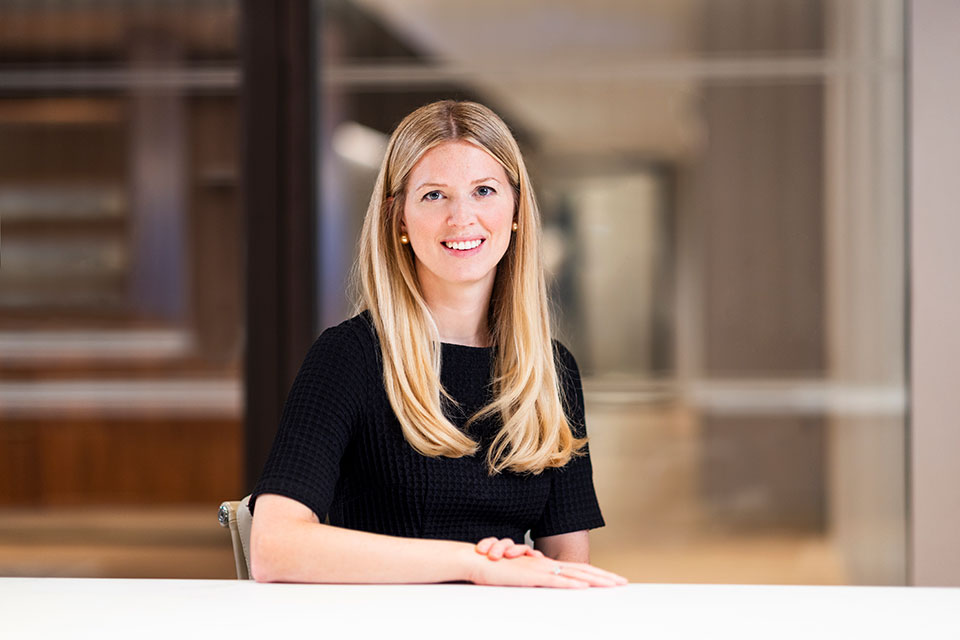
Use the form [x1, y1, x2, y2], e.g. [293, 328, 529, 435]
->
[441, 341, 495, 351]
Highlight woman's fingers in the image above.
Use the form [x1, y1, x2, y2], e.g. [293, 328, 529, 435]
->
[487, 537, 515, 560]
[539, 563, 623, 588]
[475, 537, 509, 558]
[474, 537, 498, 554]
[503, 544, 535, 558]
[469, 552, 627, 589]
[475, 537, 540, 561]
[472, 539, 627, 585]
[473, 538, 624, 585]
[552, 561, 628, 585]
[553, 566, 618, 587]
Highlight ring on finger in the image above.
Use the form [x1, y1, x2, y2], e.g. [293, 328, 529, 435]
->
[552, 564, 563, 576]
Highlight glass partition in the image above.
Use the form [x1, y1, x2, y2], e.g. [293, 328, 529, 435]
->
[0, 0, 244, 578]
[314, 0, 906, 585]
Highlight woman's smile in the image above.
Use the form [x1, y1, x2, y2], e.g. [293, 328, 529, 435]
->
[442, 237, 485, 254]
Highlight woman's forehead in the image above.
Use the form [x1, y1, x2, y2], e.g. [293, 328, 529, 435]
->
[407, 140, 509, 186]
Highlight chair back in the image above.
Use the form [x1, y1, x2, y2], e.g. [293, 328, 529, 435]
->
[218, 494, 253, 580]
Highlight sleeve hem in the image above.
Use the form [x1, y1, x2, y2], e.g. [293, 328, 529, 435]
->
[249, 480, 327, 522]
[530, 515, 606, 540]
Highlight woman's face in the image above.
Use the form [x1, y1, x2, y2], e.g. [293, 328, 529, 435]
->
[401, 140, 515, 296]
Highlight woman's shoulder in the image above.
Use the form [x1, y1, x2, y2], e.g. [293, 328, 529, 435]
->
[308, 310, 379, 367]
[329, 309, 377, 342]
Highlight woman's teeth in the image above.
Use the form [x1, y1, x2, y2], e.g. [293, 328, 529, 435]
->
[444, 239, 483, 250]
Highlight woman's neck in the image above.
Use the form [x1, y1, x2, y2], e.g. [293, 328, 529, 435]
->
[418, 272, 495, 347]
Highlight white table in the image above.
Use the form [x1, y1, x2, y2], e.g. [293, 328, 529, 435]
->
[0, 578, 957, 639]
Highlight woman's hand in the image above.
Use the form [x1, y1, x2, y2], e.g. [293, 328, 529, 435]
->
[474, 536, 544, 561]
[466, 551, 628, 589]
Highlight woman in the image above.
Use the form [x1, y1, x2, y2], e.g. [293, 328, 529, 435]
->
[249, 100, 626, 588]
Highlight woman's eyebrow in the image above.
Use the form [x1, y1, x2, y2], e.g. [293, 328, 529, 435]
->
[414, 177, 501, 191]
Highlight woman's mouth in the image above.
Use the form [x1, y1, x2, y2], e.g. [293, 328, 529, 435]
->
[443, 239, 483, 250]
[441, 238, 485, 255]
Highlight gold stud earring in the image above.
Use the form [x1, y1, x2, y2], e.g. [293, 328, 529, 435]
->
[400, 233, 409, 245]
[512, 221, 518, 232]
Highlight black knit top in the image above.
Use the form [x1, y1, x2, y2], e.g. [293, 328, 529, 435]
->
[249, 312, 604, 544]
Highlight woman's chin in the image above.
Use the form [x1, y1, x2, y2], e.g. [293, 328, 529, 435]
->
[417, 266, 498, 292]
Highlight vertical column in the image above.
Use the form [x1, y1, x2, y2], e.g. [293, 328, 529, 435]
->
[909, 0, 960, 587]
[242, 0, 316, 489]
[823, 0, 906, 586]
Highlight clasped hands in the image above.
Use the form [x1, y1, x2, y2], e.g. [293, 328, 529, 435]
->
[474, 536, 545, 561]
[472, 537, 627, 588]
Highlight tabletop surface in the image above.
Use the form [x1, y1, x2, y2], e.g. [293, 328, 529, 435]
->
[1, 577, 958, 639]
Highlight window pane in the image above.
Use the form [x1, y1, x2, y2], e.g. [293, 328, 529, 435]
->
[315, 0, 906, 585]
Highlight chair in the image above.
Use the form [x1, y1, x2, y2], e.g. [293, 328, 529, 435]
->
[218, 494, 253, 580]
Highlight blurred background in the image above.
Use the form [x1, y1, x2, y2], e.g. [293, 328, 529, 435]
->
[0, 0, 914, 584]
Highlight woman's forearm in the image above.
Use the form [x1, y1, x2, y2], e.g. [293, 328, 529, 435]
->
[251, 518, 480, 584]
[247, 496, 624, 588]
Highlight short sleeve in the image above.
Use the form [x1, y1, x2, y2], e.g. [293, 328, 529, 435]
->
[248, 322, 369, 521]
[530, 342, 606, 539]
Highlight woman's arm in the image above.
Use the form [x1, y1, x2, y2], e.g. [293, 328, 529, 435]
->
[251, 494, 623, 587]
[534, 530, 590, 563]
[251, 494, 473, 584]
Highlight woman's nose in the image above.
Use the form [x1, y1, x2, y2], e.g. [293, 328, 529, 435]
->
[446, 197, 474, 226]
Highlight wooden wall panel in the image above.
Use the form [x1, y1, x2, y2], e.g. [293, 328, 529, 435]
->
[0, 418, 243, 506]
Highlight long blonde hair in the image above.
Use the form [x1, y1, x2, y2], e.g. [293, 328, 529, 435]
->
[355, 100, 586, 475]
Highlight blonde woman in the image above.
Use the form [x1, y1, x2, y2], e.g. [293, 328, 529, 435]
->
[249, 100, 626, 588]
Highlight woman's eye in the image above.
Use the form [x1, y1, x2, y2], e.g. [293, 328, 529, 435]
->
[476, 186, 495, 197]
[423, 191, 442, 201]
